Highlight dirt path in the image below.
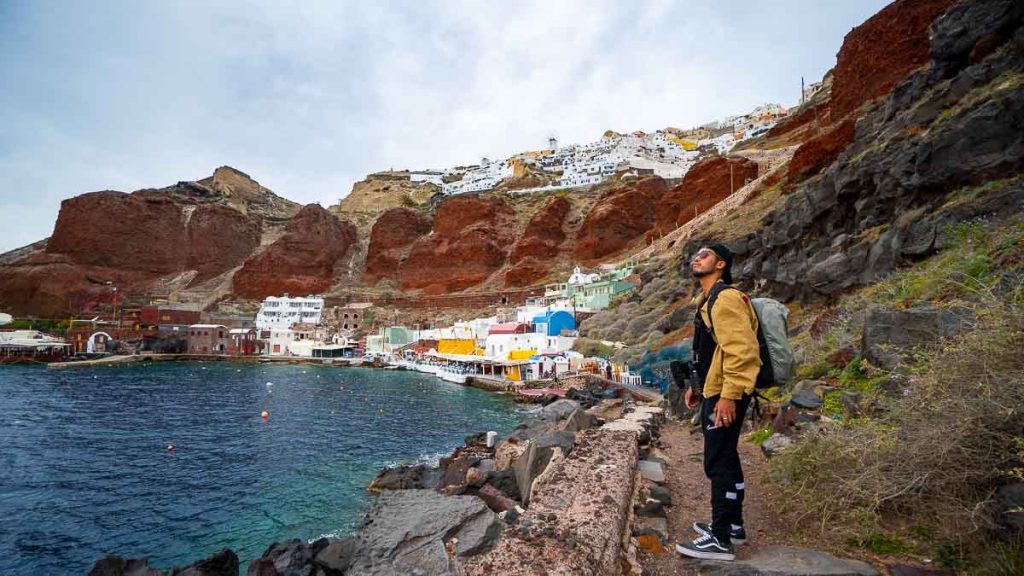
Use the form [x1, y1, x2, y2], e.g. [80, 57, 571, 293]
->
[639, 418, 793, 575]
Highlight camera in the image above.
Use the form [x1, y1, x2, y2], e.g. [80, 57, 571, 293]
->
[669, 359, 702, 396]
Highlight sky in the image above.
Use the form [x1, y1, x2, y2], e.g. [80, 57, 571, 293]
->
[0, 0, 890, 253]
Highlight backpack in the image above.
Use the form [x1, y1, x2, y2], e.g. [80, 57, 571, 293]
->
[705, 284, 794, 388]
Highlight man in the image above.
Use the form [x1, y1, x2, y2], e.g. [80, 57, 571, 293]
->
[676, 243, 761, 562]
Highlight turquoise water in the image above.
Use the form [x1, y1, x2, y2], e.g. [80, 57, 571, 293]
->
[0, 362, 523, 575]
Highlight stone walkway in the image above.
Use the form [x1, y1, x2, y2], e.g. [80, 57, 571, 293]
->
[637, 419, 880, 576]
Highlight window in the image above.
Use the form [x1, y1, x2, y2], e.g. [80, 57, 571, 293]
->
[353, 314, 359, 319]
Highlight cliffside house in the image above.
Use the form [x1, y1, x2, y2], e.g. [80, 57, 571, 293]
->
[255, 295, 324, 332]
[187, 324, 229, 354]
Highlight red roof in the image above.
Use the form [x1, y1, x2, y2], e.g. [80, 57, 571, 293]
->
[488, 322, 531, 335]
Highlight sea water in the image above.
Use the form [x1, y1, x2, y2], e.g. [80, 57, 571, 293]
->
[0, 362, 524, 575]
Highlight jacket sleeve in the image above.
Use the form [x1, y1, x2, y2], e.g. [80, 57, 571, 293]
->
[711, 290, 761, 400]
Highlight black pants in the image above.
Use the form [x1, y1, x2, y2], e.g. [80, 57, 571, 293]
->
[700, 393, 752, 544]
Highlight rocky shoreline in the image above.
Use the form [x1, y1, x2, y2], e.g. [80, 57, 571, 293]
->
[88, 382, 669, 576]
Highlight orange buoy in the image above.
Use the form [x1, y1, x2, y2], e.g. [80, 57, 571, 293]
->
[261, 410, 269, 419]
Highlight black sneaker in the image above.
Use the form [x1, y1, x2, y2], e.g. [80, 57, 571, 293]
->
[675, 533, 735, 561]
[692, 521, 747, 545]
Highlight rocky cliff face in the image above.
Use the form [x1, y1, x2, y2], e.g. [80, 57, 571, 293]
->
[398, 195, 517, 294]
[505, 196, 571, 287]
[654, 157, 759, 236]
[332, 171, 440, 216]
[574, 178, 669, 263]
[0, 170, 287, 317]
[363, 208, 433, 286]
[232, 204, 358, 299]
[731, 0, 1024, 299]
[830, 0, 959, 119]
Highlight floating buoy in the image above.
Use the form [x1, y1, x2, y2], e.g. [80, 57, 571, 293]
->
[261, 410, 269, 419]
[378, 408, 384, 415]
[166, 444, 175, 452]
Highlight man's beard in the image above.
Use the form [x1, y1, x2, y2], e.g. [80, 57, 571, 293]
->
[692, 267, 713, 279]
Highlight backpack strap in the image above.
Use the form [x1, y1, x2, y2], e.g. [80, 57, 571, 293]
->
[703, 282, 737, 341]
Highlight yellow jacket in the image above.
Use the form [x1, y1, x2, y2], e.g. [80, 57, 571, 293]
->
[696, 283, 761, 400]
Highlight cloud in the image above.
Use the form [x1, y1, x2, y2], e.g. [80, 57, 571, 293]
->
[0, 0, 888, 253]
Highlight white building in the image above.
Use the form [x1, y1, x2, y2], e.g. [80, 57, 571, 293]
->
[255, 295, 324, 332]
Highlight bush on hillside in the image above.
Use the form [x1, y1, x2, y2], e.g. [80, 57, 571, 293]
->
[771, 306, 1024, 571]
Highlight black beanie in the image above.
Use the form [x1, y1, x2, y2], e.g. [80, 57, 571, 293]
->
[706, 242, 734, 284]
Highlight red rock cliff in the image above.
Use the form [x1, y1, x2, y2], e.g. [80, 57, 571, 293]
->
[46, 191, 189, 273]
[363, 208, 432, 286]
[398, 195, 515, 294]
[505, 196, 571, 287]
[573, 177, 668, 263]
[654, 157, 758, 236]
[232, 204, 357, 299]
[830, 0, 957, 119]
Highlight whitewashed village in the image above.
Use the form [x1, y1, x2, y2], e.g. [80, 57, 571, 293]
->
[1, 101, 791, 400]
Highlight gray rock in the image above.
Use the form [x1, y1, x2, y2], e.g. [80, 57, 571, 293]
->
[513, 431, 575, 505]
[250, 539, 327, 576]
[862, 307, 974, 369]
[634, 499, 667, 518]
[483, 468, 521, 501]
[648, 484, 673, 506]
[313, 537, 356, 576]
[698, 545, 879, 576]
[348, 490, 501, 575]
[637, 460, 666, 484]
[170, 549, 240, 576]
[839, 391, 862, 416]
[760, 433, 794, 458]
[88, 556, 166, 576]
[930, 0, 1022, 75]
[370, 464, 441, 492]
[789, 380, 824, 410]
[535, 399, 581, 422]
[557, 408, 595, 432]
[996, 482, 1024, 534]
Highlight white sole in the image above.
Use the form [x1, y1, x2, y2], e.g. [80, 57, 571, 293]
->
[675, 544, 735, 561]
[691, 522, 747, 546]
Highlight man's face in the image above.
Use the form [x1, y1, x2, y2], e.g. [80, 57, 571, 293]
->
[690, 247, 723, 278]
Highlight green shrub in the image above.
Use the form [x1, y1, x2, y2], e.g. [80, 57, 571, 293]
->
[770, 307, 1024, 568]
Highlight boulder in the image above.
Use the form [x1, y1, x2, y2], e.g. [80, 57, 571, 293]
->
[171, 549, 240, 576]
[88, 556, 165, 576]
[995, 482, 1024, 535]
[634, 499, 667, 519]
[698, 545, 879, 576]
[648, 484, 673, 507]
[790, 380, 825, 410]
[761, 433, 794, 458]
[637, 460, 666, 484]
[483, 468, 522, 501]
[347, 490, 502, 575]
[249, 539, 328, 576]
[556, 408, 595, 433]
[514, 431, 576, 505]
[534, 399, 582, 422]
[476, 484, 517, 513]
[862, 307, 974, 368]
[313, 537, 357, 576]
[369, 463, 440, 492]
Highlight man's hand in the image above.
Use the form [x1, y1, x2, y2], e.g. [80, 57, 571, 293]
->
[713, 397, 737, 427]
[684, 386, 701, 409]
